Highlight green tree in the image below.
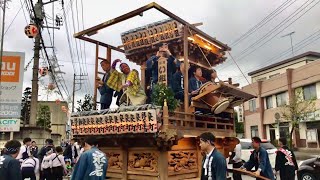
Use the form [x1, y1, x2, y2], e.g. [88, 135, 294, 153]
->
[21, 87, 32, 126]
[280, 89, 316, 148]
[76, 94, 95, 112]
[151, 83, 179, 112]
[234, 111, 244, 134]
[37, 105, 51, 128]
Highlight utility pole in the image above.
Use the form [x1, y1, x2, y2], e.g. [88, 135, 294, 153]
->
[281, 31, 295, 57]
[29, 0, 43, 126]
[0, 0, 8, 87]
[72, 73, 87, 112]
[29, 0, 59, 126]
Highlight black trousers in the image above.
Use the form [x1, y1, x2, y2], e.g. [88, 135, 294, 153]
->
[52, 166, 64, 180]
[21, 167, 36, 180]
[232, 162, 243, 180]
[43, 168, 54, 180]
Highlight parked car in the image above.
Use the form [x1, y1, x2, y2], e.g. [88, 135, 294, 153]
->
[240, 139, 277, 168]
[298, 156, 320, 180]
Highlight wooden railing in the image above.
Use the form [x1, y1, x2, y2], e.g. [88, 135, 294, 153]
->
[163, 110, 235, 132]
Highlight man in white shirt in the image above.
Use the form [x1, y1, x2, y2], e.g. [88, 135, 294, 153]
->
[16, 137, 32, 162]
[229, 142, 242, 180]
[21, 152, 39, 180]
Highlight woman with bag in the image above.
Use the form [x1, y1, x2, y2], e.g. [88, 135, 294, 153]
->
[51, 146, 67, 180]
[21, 152, 40, 180]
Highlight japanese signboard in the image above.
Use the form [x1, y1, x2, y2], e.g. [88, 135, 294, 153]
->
[121, 19, 182, 54]
[0, 51, 25, 120]
[0, 119, 20, 132]
[158, 57, 168, 85]
[70, 109, 159, 135]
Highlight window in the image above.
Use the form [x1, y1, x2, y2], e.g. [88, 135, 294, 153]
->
[266, 96, 273, 109]
[269, 73, 280, 79]
[251, 126, 259, 138]
[303, 84, 317, 100]
[276, 92, 287, 107]
[249, 99, 256, 112]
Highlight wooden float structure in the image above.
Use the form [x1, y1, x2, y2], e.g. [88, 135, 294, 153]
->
[72, 2, 256, 180]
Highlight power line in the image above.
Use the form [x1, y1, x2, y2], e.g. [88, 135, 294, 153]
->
[4, 0, 25, 35]
[219, 0, 320, 72]
[231, 0, 297, 47]
[223, 30, 320, 84]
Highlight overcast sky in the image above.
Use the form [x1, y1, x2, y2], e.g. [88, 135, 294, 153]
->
[2, 0, 320, 109]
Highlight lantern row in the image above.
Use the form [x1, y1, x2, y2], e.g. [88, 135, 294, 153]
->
[70, 109, 159, 135]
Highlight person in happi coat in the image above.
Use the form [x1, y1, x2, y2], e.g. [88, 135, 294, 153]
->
[241, 137, 275, 180]
[275, 137, 298, 180]
[199, 132, 227, 180]
[96, 60, 114, 109]
[107, 59, 146, 106]
[0, 140, 22, 180]
[71, 137, 108, 180]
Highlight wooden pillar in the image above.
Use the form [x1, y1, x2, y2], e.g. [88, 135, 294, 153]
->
[93, 43, 99, 110]
[141, 62, 146, 91]
[159, 150, 168, 180]
[107, 47, 111, 63]
[183, 25, 189, 112]
[163, 100, 169, 130]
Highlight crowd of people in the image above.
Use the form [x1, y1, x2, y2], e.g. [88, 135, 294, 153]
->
[0, 137, 108, 180]
[200, 132, 298, 180]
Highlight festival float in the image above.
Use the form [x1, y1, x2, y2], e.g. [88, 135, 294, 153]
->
[71, 2, 255, 180]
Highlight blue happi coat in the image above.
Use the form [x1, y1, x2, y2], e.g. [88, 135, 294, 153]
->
[71, 147, 108, 180]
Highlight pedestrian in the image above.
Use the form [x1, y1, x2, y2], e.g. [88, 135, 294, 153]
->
[229, 141, 242, 180]
[199, 132, 227, 180]
[16, 137, 32, 162]
[71, 136, 108, 180]
[30, 141, 39, 158]
[0, 140, 22, 180]
[21, 151, 40, 180]
[41, 147, 54, 180]
[275, 137, 298, 180]
[241, 137, 274, 180]
[52, 146, 67, 180]
[38, 139, 55, 180]
[63, 138, 80, 165]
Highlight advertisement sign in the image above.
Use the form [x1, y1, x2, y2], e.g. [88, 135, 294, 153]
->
[0, 119, 20, 132]
[0, 51, 25, 119]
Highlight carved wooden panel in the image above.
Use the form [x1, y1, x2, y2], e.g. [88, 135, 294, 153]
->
[128, 151, 158, 172]
[168, 150, 198, 174]
[104, 151, 123, 170]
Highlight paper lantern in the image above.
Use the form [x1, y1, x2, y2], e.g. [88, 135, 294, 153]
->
[55, 99, 61, 104]
[24, 24, 38, 38]
[47, 83, 56, 90]
[39, 67, 48, 76]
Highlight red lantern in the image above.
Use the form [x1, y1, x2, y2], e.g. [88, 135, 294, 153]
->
[24, 24, 38, 38]
[55, 99, 61, 104]
[48, 83, 56, 90]
[39, 67, 48, 76]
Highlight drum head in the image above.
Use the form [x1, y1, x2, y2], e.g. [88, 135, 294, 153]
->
[211, 99, 230, 114]
[199, 81, 214, 94]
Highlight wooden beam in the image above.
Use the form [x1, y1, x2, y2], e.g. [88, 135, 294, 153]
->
[93, 44, 99, 110]
[78, 36, 125, 53]
[152, 3, 230, 51]
[74, 2, 156, 38]
[74, 2, 230, 51]
[107, 47, 111, 62]
[183, 26, 189, 113]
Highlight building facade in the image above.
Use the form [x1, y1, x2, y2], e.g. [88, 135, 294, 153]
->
[242, 52, 320, 148]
